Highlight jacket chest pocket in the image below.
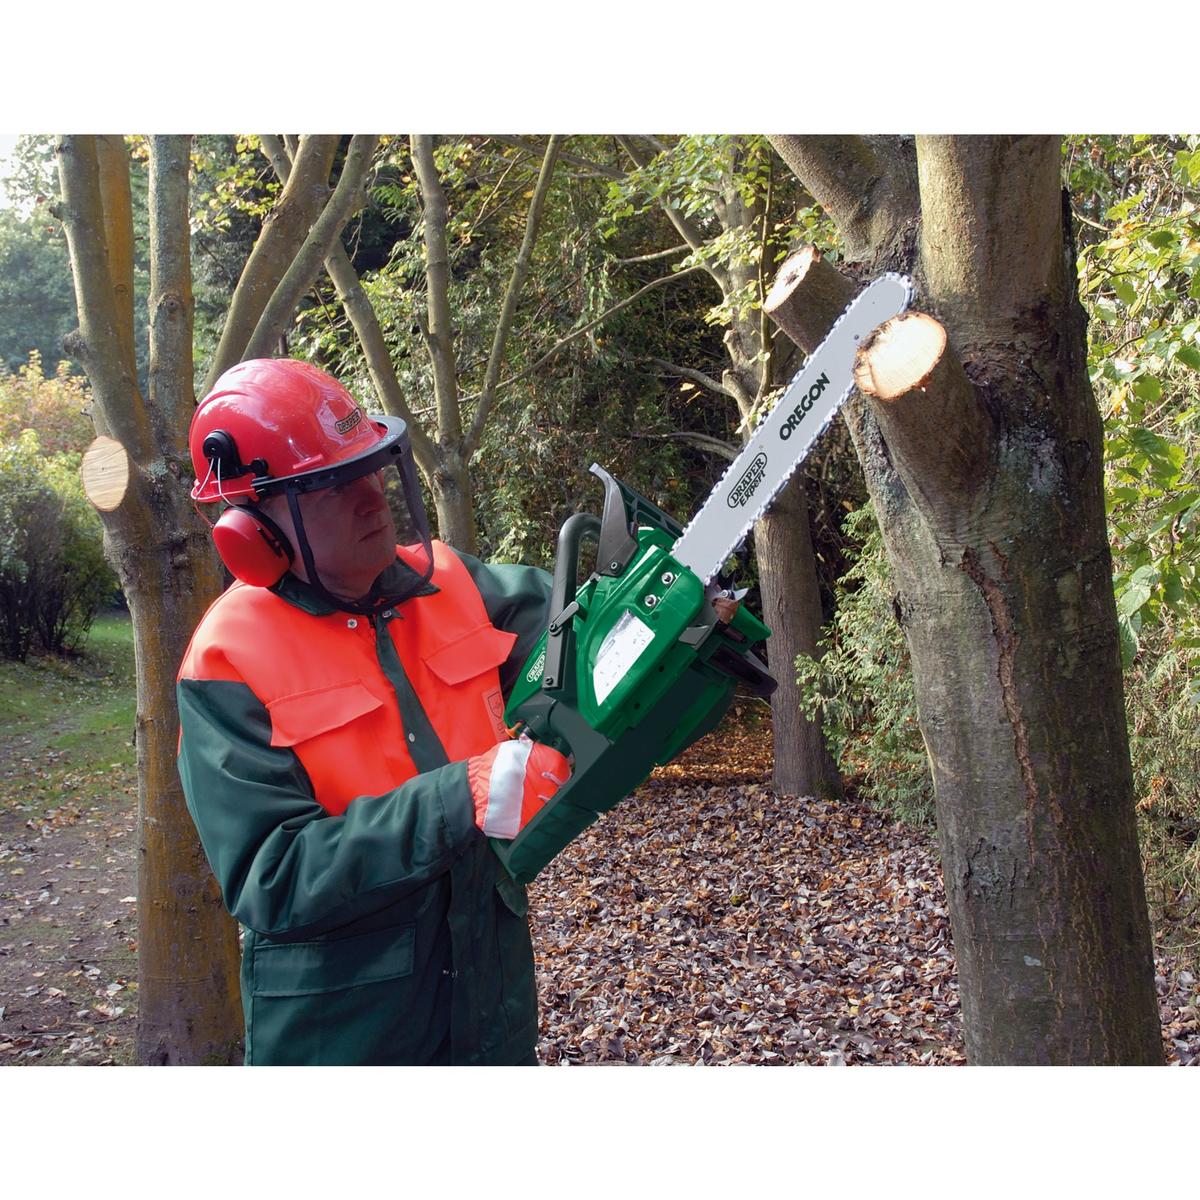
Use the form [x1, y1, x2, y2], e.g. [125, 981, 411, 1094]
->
[265, 681, 413, 814]
[420, 623, 518, 750]
[422, 623, 517, 686]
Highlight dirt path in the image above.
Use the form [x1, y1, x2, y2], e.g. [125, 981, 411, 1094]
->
[0, 698, 139, 1064]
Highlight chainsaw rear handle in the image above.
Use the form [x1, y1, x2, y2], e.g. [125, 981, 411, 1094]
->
[541, 511, 601, 696]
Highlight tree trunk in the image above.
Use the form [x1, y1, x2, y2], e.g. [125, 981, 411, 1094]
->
[702, 139, 841, 800]
[430, 453, 477, 554]
[768, 135, 1163, 1063]
[61, 135, 244, 1063]
[755, 477, 841, 797]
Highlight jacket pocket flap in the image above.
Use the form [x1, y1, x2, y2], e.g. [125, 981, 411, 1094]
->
[266, 681, 384, 748]
[252, 922, 416, 997]
[424, 624, 517, 686]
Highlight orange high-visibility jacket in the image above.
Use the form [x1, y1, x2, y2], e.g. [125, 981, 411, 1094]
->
[180, 541, 518, 815]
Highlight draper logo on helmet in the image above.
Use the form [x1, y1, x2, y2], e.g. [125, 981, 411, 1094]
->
[727, 452, 769, 509]
[779, 372, 830, 441]
[334, 408, 363, 435]
[525, 649, 546, 683]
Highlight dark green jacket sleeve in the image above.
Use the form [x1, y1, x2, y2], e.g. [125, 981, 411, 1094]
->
[452, 551, 552, 698]
[177, 675, 479, 941]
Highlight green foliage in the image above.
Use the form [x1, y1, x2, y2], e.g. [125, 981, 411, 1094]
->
[0, 201, 77, 374]
[1069, 135, 1200, 672]
[1124, 622, 1200, 950]
[795, 505, 933, 825]
[0, 365, 116, 660]
[0, 352, 94, 451]
[1067, 135, 1200, 957]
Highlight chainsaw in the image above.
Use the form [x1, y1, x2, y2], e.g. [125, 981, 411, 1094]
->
[492, 274, 914, 883]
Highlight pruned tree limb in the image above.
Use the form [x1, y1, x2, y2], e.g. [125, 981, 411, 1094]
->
[854, 311, 994, 517]
[258, 134, 438, 475]
[767, 135, 918, 264]
[205, 134, 340, 390]
[411, 134, 463, 442]
[763, 246, 856, 353]
[56, 135, 152, 464]
[243, 134, 379, 362]
[80, 434, 132, 511]
[465, 135, 563, 458]
[765, 245, 995, 530]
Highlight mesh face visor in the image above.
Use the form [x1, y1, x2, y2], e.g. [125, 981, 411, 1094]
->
[257, 416, 434, 616]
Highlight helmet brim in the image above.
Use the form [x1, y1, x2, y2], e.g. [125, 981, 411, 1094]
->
[251, 415, 410, 498]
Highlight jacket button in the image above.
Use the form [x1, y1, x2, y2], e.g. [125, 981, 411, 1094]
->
[347, 618, 358, 629]
[408, 732, 416, 743]
[382, 609, 394, 619]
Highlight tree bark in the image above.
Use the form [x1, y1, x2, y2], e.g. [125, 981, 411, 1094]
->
[770, 135, 1163, 1064]
[411, 136, 463, 447]
[755, 477, 842, 797]
[767, 135, 918, 264]
[59, 134, 243, 1064]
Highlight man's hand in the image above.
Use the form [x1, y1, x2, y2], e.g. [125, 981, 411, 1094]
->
[468, 736, 571, 839]
[712, 595, 740, 624]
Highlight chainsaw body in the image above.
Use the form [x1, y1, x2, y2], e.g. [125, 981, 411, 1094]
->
[491, 465, 774, 883]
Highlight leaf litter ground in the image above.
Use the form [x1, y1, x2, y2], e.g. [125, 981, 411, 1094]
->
[1, 703, 1196, 1066]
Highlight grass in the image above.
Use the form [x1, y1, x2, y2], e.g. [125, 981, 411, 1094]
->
[0, 610, 137, 818]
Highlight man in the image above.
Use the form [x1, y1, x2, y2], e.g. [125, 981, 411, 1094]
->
[176, 358, 570, 1065]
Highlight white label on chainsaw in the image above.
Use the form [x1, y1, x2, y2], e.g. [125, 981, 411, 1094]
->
[593, 610, 655, 705]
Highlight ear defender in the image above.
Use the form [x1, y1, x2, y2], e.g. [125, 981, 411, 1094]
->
[211, 506, 295, 587]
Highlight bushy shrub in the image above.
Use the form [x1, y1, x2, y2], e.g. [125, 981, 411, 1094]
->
[795, 504, 934, 825]
[0, 361, 116, 659]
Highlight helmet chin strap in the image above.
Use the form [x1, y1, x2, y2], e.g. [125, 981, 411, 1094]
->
[284, 487, 392, 617]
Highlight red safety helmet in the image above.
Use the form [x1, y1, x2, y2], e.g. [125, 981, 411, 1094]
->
[189, 358, 433, 612]
[190, 358, 403, 503]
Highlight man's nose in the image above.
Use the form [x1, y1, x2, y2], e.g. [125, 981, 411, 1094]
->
[351, 472, 387, 513]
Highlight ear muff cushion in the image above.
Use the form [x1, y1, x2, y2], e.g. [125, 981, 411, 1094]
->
[212, 506, 294, 587]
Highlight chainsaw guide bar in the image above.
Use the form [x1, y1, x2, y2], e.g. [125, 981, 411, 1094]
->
[671, 273, 914, 584]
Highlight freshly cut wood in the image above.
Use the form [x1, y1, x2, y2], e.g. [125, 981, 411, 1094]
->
[854, 311, 947, 399]
[853, 311, 992, 515]
[80, 434, 130, 511]
[763, 247, 855, 354]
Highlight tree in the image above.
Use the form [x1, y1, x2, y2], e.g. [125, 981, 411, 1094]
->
[57, 133, 379, 1063]
[765, 135, 1163, 1064]
[608, 134, 841, 799]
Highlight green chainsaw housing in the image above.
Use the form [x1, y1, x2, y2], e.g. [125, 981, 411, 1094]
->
[490, 465, 774, 884]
